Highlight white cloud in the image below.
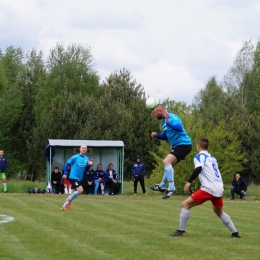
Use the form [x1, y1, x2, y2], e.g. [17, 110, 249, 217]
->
[0, 0, 260, 104]
[133, 60, 203, 104]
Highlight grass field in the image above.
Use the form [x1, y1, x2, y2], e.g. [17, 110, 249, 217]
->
[0, 182, 260, 260]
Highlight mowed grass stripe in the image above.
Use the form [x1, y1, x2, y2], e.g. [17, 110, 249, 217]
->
[1, 194, 260, 260]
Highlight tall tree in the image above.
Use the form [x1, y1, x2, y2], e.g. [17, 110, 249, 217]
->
[0, 46, 26, 176]
[35, 42, 100, 126]
[193, 76, 227, 126]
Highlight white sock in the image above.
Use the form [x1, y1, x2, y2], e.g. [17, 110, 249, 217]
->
[69, 188, 72, 194]
[180, 208, 190, 231]
[219, 212, 237, 233]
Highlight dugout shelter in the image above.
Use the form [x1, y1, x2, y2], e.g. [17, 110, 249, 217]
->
[44, 139, 125, 193]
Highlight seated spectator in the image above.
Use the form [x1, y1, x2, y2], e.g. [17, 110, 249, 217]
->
[51, 167, 62, 194]
[105, 163, 118, 195]
[94, 163, 106, 195]
[82, 165, 95, 195]
[231, 172, 248, 200]
[62, 165, 72, 195]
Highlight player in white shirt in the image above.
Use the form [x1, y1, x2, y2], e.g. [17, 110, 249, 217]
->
[170, 137, 241, 238]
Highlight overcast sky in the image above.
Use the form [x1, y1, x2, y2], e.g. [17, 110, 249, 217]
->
[0, 0, 259, 104]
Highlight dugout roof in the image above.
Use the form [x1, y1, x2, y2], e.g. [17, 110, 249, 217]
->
[48, 139, 124, 147]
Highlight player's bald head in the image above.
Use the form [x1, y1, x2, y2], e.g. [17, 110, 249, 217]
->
[155, 104, 165, 111]
[79, 144, 87, 155]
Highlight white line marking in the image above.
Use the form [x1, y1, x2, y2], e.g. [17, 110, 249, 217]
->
[0, 214, 15, 224]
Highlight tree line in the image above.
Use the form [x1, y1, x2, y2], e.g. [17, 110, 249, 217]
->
[0, 40, 260, 186]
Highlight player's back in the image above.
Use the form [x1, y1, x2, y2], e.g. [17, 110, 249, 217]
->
[162, 112, 191, 147]
[195, 152, 224, 197]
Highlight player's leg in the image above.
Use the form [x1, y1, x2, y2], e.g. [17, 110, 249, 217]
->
[1, 173, 8, 193]
[133, 177, 138, 194]
[161, 154, 177, 199]
[61, 179, 82, 210]
[139, 176, 146, 194]
[212, 198, 241, 238]
[170, 196, 199, 236]
[150, 154, 175, 192]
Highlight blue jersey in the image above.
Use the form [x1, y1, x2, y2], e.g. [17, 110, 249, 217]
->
[161, 112, 191, 148]
[66, 154, 90, 181]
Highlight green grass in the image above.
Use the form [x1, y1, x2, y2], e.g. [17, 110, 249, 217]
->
[0, 188, 260, 260]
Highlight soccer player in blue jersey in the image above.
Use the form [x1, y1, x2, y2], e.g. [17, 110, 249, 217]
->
[150, 104, 192, 199]
[61, 144, 93, 210]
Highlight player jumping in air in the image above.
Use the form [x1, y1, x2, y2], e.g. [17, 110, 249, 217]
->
[150, 104, 192, 199]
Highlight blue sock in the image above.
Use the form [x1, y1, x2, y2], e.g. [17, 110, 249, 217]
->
[62, 191, 79, 208]
[68, 191, 79, 201]
[164, 165, 175, 190]
[159, 181, 166, 189]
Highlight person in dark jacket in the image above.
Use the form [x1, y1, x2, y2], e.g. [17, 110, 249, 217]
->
[0, 149, 8, 193]
[230, 173, 248, 200]
[51, 167, 62, 194]
[105, 163, 118, 195]
[132, 155, 146, 195]
[82, 165, 95, 195]
[94, 164, 106, 195]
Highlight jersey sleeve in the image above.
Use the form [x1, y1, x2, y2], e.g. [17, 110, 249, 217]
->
[194, 154, 204, 168]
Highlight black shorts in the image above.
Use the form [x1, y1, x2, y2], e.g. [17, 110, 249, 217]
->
[68, 178, 82, 189]
[170, 145, 192, 162]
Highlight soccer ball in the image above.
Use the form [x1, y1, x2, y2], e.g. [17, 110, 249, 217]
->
[145, 97, 159, 110]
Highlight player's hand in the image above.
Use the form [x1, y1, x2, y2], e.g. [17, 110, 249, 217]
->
[62, 174, 67, 179]
[184, 182, 191, 193]
[151, 132, 157, 138]
[88, 159, 94, 165]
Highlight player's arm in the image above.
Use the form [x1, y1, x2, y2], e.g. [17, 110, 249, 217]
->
[184, 166, 202, 193]
[165, 115, 183, 131]
[156, 132, 168, 140]
[166, 121, 183, 131]
[62, 162, 71, 179]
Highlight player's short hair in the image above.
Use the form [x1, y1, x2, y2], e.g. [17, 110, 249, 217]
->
[198, 137, 209, 150]
[156, 104, 165, 110]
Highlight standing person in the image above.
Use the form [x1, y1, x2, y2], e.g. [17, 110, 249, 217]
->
[150, 104, 192, 199]
[171, 138, 241, 238]
[61, 144, 93, 210]
[230, 173, 248, 200]
[132, 155, 146, 195]
[0, 149, 8, 193]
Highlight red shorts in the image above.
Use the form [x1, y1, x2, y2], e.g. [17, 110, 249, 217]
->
[63, 180, 71, 187]
[191, 189, 223, 208]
